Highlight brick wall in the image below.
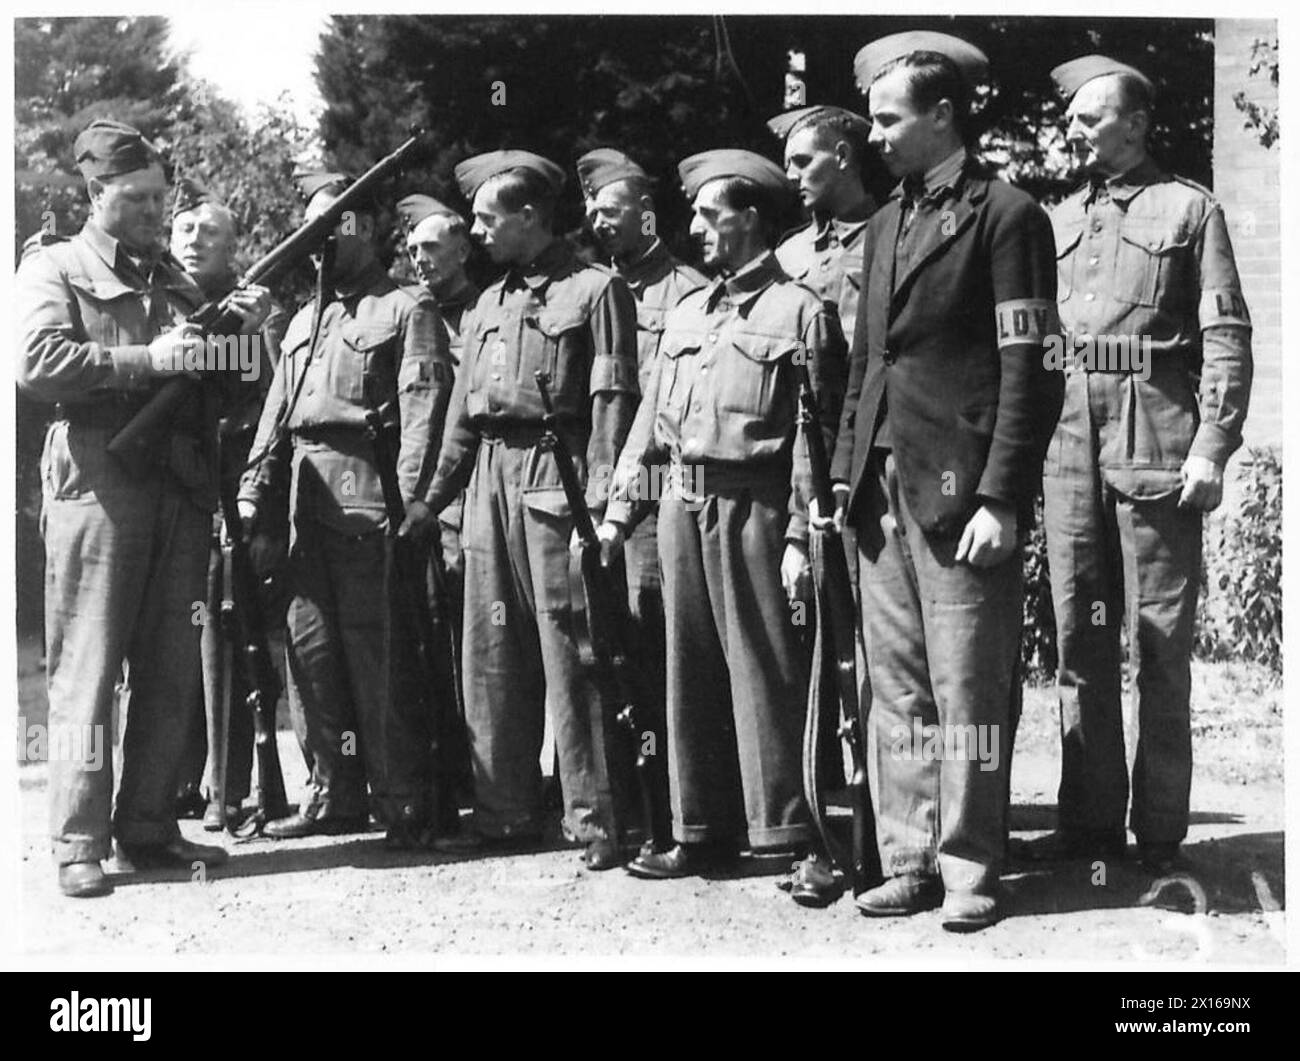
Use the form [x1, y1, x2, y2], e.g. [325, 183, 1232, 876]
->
[1214, 19, 1281, 461]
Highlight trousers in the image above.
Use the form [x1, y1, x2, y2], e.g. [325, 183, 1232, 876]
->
[1043, 372, 1201, 845]
[855, 451, 1020, 893]
[283, 520, 427, 824]
[42, 421, 209, 865]
[658, 484, 812, 851]
[460, 436, 623, 843]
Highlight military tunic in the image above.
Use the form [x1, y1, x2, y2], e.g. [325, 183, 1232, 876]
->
[240, 261, 451, 825]
[608, 251, 846, 851]
[422, 238, 640, 843]
[17, 221, 213, 865]
[774, 199, 875, 342]
[1044, 159, 1253, 847]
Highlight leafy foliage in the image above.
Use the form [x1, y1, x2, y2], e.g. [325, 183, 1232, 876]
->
[1196, 448, 1283, 679]
[1232, 36, 1279, 149]
[1020, 497, 1058, 685]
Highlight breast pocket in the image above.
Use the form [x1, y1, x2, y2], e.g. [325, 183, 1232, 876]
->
[1116, 223, 1190, 307]
[658, 332, 703, 415]
[525, 305, 588, 395]
[67, 276, 142, 348]
[337, 323, 397, 404]
[721, 328, 795, 416]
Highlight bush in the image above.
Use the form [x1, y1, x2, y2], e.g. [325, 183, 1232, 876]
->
[1020, 495, 1058, 685]
[1196, 447, 1282, 678]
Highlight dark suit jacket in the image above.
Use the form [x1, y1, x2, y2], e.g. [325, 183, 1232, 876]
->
[831, 158, 1064, 537]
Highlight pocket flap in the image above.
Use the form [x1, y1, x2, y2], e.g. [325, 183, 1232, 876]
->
[521, 486, 571, 518]
[1052, 219, 1084, 259]
[341, 322, 397, 351]
[533, 306, 587, 338]
[660, 332, 703, 359]
[730, 328, 799, 363]
[67, 274, 137, 302]
[1119, 227, 1188, 256]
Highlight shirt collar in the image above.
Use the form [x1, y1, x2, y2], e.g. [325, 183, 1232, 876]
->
[333, 259, 386, 301]
[811, 194, 876, 249]
[705, 250, 783, 310]
[897, 147, 968, 205]
[81, 220, 162, 281]
[615, 238, 670, 288]
[503, 238, 572, 295]
[1090, 156, 1163, 204]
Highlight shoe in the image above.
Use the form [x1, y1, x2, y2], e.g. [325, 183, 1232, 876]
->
[385, 820, 425, 850]
[202, 801, 249, 833]
[583, 839, 623, 871]
[626, 843, 693, 879]
[775, 858, 802, 892]
[117, 837, 229, 870]
[941, 890, 1001, 932]
[1138, 842, 1182, 875]
[174, 787, 206, 820]
[264, 809, 369, 840]
[855, 873, 942, 917]
[59, 862, 112, 898]
[1016, 829, 1127, 863]
[788, 854, 842, 908]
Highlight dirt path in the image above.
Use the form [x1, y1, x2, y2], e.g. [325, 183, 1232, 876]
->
[17, 713, 1285, 963]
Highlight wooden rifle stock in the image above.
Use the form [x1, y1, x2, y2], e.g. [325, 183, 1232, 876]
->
[795, 360, 881, 895]
[534, 371, 672, 851]
[107, 131, 427, 474]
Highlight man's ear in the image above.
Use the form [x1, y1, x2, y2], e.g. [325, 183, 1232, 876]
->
[1127, 108, 1151, 143]
[86, 177, 105, 208]
[834, 139, 854, 171]
[455, 235, 471, 265]
[931, 98, 955, 132]
[742, 205, 762, 238]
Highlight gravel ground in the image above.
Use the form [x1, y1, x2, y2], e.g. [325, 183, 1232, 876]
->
[14, 641, 1286, 964]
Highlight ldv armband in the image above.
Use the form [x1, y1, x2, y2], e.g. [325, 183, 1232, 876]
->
[995, 298, 1059, 349]
[1198, 289, 1252, 330]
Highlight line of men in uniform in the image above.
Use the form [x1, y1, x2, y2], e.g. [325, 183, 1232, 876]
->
[19, 30, 1251, 934]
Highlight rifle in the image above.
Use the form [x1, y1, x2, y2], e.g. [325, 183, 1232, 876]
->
[364, 403, 461, 837]
[217, 474, 290, 834]
[795, 360, 881, 897]
[107, 131, 426, 475]
[205, 518, 233, 832]
[534, 371, 672, 853]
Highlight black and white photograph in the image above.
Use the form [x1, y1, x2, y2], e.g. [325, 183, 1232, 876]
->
[4, 0, 1291, 988]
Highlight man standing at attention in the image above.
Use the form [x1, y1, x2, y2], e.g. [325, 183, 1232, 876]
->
[827, 33, 1062, 930]
[418, 151, 641, 870]
[600, 149, 847, 881]
[1038, 56, 1252, 875]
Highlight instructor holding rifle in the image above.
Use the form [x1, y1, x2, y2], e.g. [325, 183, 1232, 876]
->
[16, 119, 270, 898]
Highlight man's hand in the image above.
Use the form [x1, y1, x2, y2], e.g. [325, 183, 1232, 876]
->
[397, 499, 437, 543]
[809, 485, 848, 535]
[236, 499, 258, 531]
[781, 541, 811, 601]
[1179, 455, 1224, 512]
[595, 521, 626, 568]
[147, 323, 204, 377]
[222, 284, 274, 335]
[955, 501, 1017, 568]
